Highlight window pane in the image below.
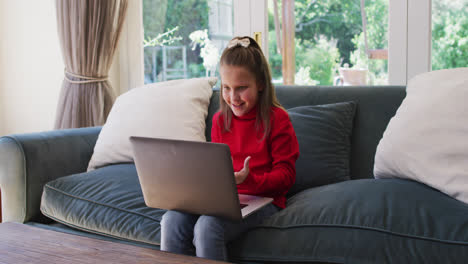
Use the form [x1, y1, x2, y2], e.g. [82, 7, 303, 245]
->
[143, 0, 233, 84]
[268, 0, 388, 86]
[432, 0, 468, 70]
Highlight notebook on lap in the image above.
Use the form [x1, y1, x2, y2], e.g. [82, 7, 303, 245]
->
[130, 136, 273, 221]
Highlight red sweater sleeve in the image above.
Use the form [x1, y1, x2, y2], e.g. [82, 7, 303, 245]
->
[249, 109, 299, 197]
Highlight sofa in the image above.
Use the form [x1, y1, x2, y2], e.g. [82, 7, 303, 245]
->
[1, 85, 467, 263]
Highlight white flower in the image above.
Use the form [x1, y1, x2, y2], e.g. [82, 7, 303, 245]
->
[189, 29, 220, 73]
[189, 30, 209, 50]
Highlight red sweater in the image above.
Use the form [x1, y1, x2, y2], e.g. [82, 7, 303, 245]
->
[211, 106, 299, 208]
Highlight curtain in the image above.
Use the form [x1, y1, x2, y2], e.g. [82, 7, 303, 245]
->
[54, 0, 128, 129]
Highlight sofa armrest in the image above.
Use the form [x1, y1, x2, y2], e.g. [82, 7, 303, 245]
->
[0, 127, 101, 223]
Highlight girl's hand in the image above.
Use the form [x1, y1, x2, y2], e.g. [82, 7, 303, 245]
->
[234, 156, 251, 184]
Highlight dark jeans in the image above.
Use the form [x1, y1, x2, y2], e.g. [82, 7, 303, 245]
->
[160, 203, 279, 261]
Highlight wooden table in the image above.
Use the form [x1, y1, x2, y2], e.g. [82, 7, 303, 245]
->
[0, 222, 229, 264]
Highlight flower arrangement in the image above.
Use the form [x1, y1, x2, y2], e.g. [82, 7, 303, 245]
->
[189, 29, 220, 77]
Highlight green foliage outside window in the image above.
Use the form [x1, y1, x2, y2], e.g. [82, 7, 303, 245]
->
[432, 0, 468, 70]
[294, 0, 362, 66]
[143, 0, 209, 82]
[269, 0, 388, 85]
[142, 0, 467, 85]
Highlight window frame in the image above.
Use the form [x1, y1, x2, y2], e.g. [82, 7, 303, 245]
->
[117, 0, 433, 91]
[236, 0, 433, 85]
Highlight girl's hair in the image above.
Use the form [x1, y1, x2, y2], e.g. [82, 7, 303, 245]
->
[218, 36, 284, 140]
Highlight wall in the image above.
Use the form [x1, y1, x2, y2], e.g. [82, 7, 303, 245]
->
[0, 0, 63, 136]
[0, 0, 122, 136]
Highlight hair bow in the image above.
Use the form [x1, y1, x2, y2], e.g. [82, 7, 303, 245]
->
[227, 38, 250, 48]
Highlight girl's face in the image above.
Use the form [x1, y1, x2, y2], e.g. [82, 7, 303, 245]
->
[220, 65, 262, 117]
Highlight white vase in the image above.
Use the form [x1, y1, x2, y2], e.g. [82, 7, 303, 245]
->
[334, 68, 369, 86]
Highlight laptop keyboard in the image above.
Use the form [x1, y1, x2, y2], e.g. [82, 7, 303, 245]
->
[240, 203, 248, 209]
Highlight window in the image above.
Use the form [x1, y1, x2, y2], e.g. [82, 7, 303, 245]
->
[432, 0, 468, 70]
[267, 0, 388, 86]
[142, 0, 233, 84]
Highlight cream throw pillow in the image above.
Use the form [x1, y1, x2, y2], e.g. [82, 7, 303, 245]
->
[87, 77, 217, 171]
[374, 68, 468, 203]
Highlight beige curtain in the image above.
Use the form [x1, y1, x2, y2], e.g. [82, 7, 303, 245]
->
[54, 0, 129, 129]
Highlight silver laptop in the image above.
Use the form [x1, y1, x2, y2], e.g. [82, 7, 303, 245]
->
[130, 136, 273, 221]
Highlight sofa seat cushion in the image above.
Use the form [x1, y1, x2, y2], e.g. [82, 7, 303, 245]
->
[40, 164, 165, 246]
[41, 167, 468, 263]
[229, 179, 468, 263]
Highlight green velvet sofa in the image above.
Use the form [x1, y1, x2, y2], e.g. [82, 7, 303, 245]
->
[1, 86, 467, 263]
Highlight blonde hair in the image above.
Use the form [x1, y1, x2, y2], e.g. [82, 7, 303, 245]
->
[218, 36, 284, 140]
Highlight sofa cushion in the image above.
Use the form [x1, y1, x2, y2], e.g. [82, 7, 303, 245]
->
[374, 68, 468, 204]
[40, 164, 165, 246]
[42, 166, 468, 263]
[287, 102, 356, 195]
[229, 179, 468, 263]
[87, 77, 217, 171]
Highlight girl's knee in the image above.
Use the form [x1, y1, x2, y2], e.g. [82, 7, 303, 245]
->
[193, 216, 225, 239]
[161, 210, 192, 227]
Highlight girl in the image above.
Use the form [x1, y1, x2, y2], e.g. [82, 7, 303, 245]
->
[160, 36, 299, 261]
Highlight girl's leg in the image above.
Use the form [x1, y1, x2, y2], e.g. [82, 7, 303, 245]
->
[193, 203, 279, 261]
[160, 210, 198, 255]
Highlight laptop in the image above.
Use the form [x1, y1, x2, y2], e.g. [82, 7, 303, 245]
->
[130, 136, 273, 221]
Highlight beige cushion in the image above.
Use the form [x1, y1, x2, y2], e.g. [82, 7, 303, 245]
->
[374, 68, 468, 204]
[87, 77, 217, 171]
